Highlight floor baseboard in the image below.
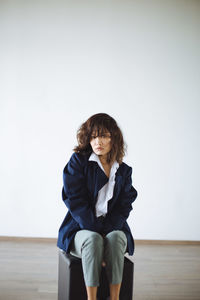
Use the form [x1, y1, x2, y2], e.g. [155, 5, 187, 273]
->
[0, 236, 57, 243]
[135, 239, 200, 245]
[0, 236, 200, 245]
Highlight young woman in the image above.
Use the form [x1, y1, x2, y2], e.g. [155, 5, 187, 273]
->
[57, 113, 138, 300]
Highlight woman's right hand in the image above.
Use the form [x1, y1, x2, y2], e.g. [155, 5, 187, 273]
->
[102, 261, 106, 267]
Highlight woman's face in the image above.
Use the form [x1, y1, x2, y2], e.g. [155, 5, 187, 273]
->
[90, 129, 112, 158]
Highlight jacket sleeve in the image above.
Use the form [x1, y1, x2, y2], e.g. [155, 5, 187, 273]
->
[102, 166, 137, 234]
[62, 152, 103, 233]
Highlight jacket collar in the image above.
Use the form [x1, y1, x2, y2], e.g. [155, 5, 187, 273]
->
[88, 152, 119, 177]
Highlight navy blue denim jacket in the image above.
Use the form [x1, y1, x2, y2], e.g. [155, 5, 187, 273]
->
[57, 152, 138, 255]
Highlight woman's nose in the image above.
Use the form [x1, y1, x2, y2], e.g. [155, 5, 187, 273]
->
[95, 137, 102, 144]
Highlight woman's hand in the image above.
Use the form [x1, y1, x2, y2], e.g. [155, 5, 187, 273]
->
[101, 233, 106, 266]
[102, 261, 106, 267]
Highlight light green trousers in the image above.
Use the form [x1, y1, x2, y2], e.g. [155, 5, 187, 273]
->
[70, 230, 127, 287]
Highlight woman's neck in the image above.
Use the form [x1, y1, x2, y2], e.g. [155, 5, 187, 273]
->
[99, 155, 108, 166]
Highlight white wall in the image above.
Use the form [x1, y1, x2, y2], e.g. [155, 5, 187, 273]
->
[0, 0, 199, 240]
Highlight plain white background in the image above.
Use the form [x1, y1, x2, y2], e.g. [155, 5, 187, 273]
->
[0, 0, 199, 241]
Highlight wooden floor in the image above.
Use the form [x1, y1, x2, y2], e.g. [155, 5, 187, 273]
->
[130, 242, 200, 300]
[0, 238, 200, 300]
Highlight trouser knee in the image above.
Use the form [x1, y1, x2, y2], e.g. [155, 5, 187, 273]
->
[105, 230, 127, 251]
[82, 232, 104, 255]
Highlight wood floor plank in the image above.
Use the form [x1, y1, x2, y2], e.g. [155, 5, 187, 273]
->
[130, 243, 200, 300]
[0, 240, 58, 300]
[0, 239, 200, 299]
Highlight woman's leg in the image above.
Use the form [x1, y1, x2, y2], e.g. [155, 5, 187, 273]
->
[109, 283, 121, 300]
[104, 230, 127, 300]
[70, 230, 104, 300]
[86, 286, 98, 300]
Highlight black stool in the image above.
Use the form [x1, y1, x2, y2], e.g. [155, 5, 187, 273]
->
[58, 250, 134, 300]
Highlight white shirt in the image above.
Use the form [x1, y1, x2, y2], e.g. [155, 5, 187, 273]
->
[89, 152, 119, 217]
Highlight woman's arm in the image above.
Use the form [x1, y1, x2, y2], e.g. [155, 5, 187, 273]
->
[102, 166, 137, 234]
[62, 152, 103, 233]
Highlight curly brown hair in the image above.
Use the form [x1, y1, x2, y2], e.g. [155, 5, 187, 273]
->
[73, 113, 126, 164]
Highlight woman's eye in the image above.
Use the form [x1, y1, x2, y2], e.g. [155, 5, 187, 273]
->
[91, 134, 110, 139]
